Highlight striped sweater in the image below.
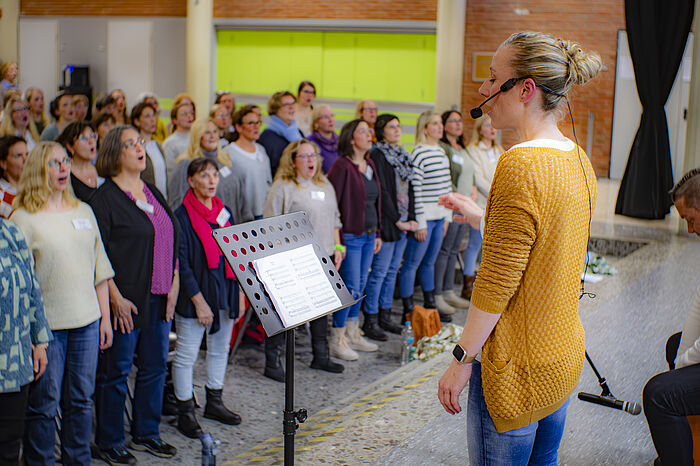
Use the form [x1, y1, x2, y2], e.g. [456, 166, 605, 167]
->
[410, 144, 452, 229]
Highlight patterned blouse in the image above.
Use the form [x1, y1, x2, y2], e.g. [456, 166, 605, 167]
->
[0, 218, 52, 393]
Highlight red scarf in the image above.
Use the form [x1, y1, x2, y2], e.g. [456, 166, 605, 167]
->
[183, 189, 235, 279]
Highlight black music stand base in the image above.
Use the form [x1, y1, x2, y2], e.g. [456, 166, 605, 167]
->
[283, 329, 307, 465]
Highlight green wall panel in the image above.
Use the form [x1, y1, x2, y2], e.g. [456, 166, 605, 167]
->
[216, 30, 436, 103]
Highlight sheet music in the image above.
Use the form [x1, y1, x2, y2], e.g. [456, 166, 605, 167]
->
[252, 244, 342, 327]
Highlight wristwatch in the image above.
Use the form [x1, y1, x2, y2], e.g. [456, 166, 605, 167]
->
[452, 344, 476, 364]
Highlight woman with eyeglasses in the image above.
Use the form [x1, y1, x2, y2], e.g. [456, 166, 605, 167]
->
[12, 141, 114, 465]
[25, 87, 50, 136]
[223, 104, 272, 220]
[110, 89, 129, 125]
[1, 95, 40, 152]
[56, 121, 102, 202]
[295, 81, 316, 136]
[0, 136, 28, 218]
[210, 103, 235, 145]
[355, 100, 379, 144]
[89, 125, 180, 464]
[214, 91, 235, 128]
[262, 139, 345, 379]
[170, 118, 253, 224]
[307, 104, 339, 174]
[132, 101, 169, 200]
[94, 112, 116, 150]
[327, 119, 382, 360]
[258, 91, 304, 176]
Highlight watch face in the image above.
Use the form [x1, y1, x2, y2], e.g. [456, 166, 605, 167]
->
[452, 344, 465, 362]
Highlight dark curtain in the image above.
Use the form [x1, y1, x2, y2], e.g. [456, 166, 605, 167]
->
[615, 0, 694, 218]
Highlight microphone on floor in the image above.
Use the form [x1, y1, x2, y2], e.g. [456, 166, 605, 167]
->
[577, 392, 642, 415]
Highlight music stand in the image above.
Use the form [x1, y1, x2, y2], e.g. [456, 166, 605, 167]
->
[213, 212, 356, 465]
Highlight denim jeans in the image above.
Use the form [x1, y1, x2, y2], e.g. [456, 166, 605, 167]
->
[463, 225, 482, 276]
[364, 233, 407, 314]
[467, 360, 570, 466]
[333, 232, 376, 327]
[24, 319, 100, 466]
[398, 219, 445, 297]
[95, 295, 170, 448]
[434, 221, 468, 293]
[172, 312, 235, 401]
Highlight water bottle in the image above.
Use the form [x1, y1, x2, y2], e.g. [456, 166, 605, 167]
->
[201, 433, 216, 465]
[400, 321, 414, 365]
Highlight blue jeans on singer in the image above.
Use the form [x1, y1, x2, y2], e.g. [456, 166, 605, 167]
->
[467, 360, 570, 466]
[333, 232, 376, 327]
[463, 224, 482, 277]
[364, 233, 407, 314]
[23, 319, 100, 465]
[399, 219, 444, 298]
[95, 295, 171, 448]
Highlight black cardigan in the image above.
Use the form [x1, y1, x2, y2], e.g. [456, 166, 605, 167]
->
[89, 179, 180, 329]
[258, 128, 304, 176]
[369, 147, 416, 243]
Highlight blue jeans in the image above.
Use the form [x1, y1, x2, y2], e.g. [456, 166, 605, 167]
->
[333, 232, 375, 327]
[463, 225, 482, 276]
[434, 221, 468, 293]
[95, 295, 171, 448]
[24, 319, 100, 466]
[467, 361, 570, 466]
[399, 219, 445, 297]
[364, 233, 407, 314]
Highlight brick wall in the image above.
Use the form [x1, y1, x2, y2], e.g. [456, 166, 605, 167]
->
[213, 0, 437, 20]
[20, 0, 186, 16]
[462, 0, 624, 176]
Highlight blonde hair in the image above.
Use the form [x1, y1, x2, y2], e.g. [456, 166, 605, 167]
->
[0, 62, 16, 81]
[24, 87, 50, 128]
[0, 95, 40, 142]
[354, 100, 376, 119]
[275, 139, 326, 186]
[14, 141, 79, 213]
[468, 115, 505, 153]
[502, 31, 603, 111]
[311, 104, 332, 132]
[414, 110, 439, 146]
[175, 119, 231, 168]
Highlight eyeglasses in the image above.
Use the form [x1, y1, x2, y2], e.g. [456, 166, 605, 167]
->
[122, 138, 146, 150]
[47, 157, 72, 169]
[280, 101, 296, 108]
[363, 107, 378, 112]
[301, 89, 316, 95]
[384, 123, 401, 130]
[356, 128, 373, 135]
[241, 120, 262, 127]
[318, 114, 335, 120]
[294, 153, 317, 160]
[12, 105, 29, 113]
[446, 118, 463, 124]
[79, 133, 98, 143]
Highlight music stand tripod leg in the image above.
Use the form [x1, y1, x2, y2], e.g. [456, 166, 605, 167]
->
[283, 329, 307, 465]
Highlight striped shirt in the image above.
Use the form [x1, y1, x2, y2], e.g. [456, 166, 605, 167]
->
[411, 144, 452, 229]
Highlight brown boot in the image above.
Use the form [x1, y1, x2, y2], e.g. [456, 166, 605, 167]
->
[461, 275, 475, 300]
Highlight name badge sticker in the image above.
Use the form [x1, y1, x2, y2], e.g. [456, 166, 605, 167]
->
[72, 218, 93, 230]
[216, 208, 231, 227]
[219, 166, 232, 178]
[364, 165, 373, 180]
[452, 154, 464, 165]
[136, 199, 155, 214]
[311, 191, 326, 201]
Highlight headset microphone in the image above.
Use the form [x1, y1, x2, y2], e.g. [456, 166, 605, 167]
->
[470, 77, 520, 119]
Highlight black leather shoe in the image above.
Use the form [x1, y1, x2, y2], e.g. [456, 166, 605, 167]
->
[361, 313, 388, 341]
[439, 312, 453, 323]
[96, 446, 137, 465]
[204, 387, 242, 425]
[378, 308, 403, 334]
[423, 290, 437, 309]
[176, 397, 203, 439]
[128, 438, 176, 458]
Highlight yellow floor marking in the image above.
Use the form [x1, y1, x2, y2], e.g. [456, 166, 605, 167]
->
[324, 427, 345, 434]
[370, 404, 385, 409]
[325, 415, 340, 421]
[312, 436, 331, 442]
[404, 383, 420, 388]
[250, 456, 272, 462]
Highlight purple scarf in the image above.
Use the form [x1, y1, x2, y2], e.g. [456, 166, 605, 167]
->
[308, 131, 339, 174]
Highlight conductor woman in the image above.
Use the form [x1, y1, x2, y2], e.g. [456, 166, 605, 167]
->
[437, 31, 601, 465]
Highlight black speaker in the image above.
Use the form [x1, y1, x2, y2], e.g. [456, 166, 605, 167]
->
[62, 65, 90, 89]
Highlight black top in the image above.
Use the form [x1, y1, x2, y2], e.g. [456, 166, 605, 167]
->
[369, 147, 416, 242]
[70, 173, 97, 203]
[89, 178, 180, 329]
[258, 128, 304, 176]
[363, 172, 379, 231]
[174, 205, 239, 334]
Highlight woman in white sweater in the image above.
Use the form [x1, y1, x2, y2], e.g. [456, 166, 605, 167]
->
[12, 141, 114, 465]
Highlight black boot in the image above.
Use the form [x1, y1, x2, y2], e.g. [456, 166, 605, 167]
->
[423, 290, 437, 309]
[204, 387, 242, 425]
[401, 296, 414, 323]
[176, 398, 203, 439]
[361, 313, 388, 341]
[263, 333, 285, 382]
[378, 307, 403, 334]
[309, 316, 344, 373]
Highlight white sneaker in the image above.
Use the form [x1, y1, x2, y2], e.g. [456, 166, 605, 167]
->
[435, 294, 456, 315]
[329, 327, 358, 361]
[345, 321, 378, 352]
[443, 289, 470, 309]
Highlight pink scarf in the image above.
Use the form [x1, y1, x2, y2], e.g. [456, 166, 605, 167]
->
[183, 189, 235, 279]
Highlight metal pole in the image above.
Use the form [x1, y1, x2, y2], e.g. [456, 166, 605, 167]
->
[283, 329, 295, 465]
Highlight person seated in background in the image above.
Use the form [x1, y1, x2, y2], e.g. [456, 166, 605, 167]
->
[24, 87, 49, 135]
[307, 104, 339, 174]
[0, 136, 28, 218]
[643, 168, 700, 466]
[163, 100, 195, 177]
[0, 94, 40, 151]
[93, 112, 116, 149]
[258, 91, 303, 176]
[295, 80, 316, 136]
[73, 94, 89, 121]
[135, 92, 168, 144]
[40, 92, 76, 141]
[355, 100, 378, 144]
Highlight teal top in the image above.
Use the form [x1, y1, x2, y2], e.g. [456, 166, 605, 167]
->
[0, 218, 52, 393]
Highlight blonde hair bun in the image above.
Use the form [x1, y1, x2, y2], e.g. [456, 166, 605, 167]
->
[558, 39, 603, 86]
